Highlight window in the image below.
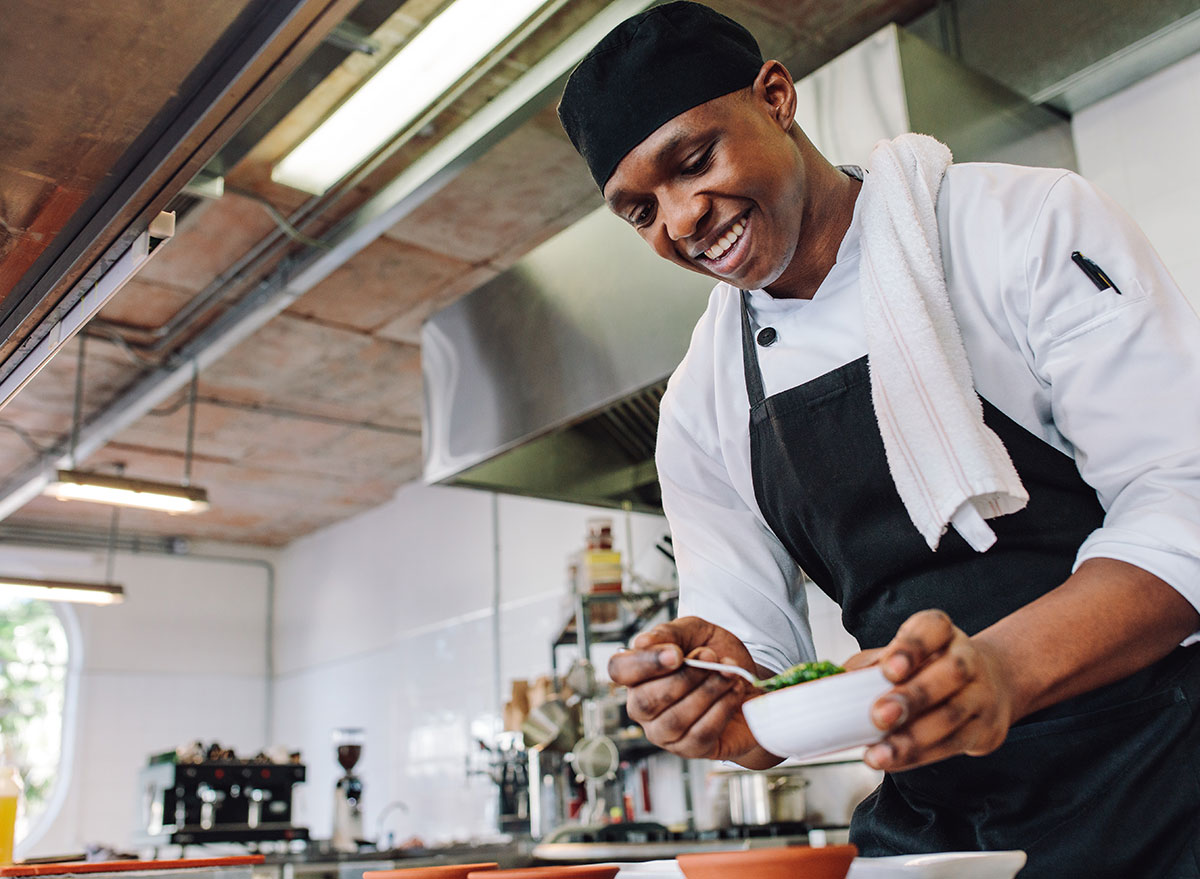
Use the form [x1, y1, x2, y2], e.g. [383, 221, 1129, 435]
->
[0, 597, 69, 844]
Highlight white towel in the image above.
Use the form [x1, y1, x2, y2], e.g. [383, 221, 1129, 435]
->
[858, 133, 1028, 552]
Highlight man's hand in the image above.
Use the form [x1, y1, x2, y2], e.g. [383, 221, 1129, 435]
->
[608, 616, 781, 768]
[858, 560, 1199, 774]
[862, 609, 1015, 773]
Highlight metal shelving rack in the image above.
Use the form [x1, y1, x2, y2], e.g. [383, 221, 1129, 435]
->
[550, 588, 679, 675]
[547, 587, 696, 831]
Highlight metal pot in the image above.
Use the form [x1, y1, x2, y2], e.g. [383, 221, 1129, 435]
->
[521, 698, 579, 752]
[726, 771, 809, 826]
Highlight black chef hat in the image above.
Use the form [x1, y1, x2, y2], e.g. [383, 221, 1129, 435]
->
[558, 1, 764, 190]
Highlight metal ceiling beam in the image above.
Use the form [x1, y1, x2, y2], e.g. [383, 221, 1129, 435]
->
[0, 0, 360, 385]
[0, 0, 655, 523]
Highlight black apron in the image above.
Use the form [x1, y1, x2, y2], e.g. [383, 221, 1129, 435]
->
[738, 291, 1200, 878]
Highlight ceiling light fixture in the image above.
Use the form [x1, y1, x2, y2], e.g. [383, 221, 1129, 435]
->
[271, 0, 551, 194]
[45, 355, 210, 515]
[46, 470, 210, 514]
[0, 576, 124, 606]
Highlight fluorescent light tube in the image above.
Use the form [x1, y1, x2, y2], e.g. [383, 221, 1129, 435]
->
[46, 470, 210, 515]
[272, 0, 549, 194]
[0, 576, 124, 606]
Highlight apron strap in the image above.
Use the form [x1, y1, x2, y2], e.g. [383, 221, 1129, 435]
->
[739, 289, 767, 408]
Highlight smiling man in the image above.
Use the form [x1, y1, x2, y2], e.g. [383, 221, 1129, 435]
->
[557, 3, 1200, 877]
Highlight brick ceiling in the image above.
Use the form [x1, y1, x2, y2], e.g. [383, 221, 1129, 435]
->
[0, 0, 935, 546]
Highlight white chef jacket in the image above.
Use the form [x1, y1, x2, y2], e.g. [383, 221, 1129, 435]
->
[657, 161, 1200, 674]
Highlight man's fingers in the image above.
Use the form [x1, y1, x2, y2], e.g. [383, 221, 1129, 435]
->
[609, 643, 683, 686]
[866, 733, 962, 772]
[880, 684, 987, 761]
[623, 646, 723, 722]
[866, 692, 1006, 772]
[630, 616, 714, 651]
[640, 664, 738, 747]
[878, 609, 957, 682]
[872, 639, 978, 729]
[667, 688, 747, 759]
[613, 616, 758, 762]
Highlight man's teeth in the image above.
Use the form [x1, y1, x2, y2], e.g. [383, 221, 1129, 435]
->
[705, 221, 746, 260]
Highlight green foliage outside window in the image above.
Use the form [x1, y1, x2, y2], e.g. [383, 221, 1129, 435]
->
[0, 598, 68, 843]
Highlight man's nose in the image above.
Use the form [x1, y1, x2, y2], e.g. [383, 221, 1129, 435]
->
[662, 191, 708, 243]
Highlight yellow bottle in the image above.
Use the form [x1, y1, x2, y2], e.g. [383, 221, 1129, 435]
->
[0, 766, 21, 865]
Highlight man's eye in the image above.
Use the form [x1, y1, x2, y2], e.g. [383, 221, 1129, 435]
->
[682, 145, 714, 176]
[631, 205, 654, 227]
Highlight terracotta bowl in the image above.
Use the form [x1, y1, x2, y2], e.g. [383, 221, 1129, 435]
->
[466, 867, 619, 879]
[678, 844, 858, 879]
[362, 864, 497, 879]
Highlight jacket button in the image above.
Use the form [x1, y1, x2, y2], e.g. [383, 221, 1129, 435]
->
[756, 326, 778, 347]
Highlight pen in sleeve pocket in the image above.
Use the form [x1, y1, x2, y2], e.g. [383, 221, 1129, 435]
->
[1071, 251, 1123, 295]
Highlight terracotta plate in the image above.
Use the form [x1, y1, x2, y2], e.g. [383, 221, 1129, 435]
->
[466, 867, 618, 879]
[362, 863, 498, 879]
[0, 857, 265, 877]
[678, 845, 858, 879]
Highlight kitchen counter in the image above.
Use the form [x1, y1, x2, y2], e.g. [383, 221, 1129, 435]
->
[0, 857, 263, 879]
[531, 828, 851, 863]
[251, 842, 534, 879]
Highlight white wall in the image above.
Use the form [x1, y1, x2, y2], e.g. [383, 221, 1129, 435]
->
[271, 483, 680, 844]
[0, 543, 273, 857]
[270, 478, 860, 845]
[1072, 49, 1200, 311]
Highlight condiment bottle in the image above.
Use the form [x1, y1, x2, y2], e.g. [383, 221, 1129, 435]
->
[0, 766, 22, 865]
[583, 518, 621, 623]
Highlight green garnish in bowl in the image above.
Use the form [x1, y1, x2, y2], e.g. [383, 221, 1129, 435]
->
[758, 660, 845, 691]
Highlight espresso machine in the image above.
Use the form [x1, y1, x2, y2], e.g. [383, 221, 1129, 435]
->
[330, 728, 365, 852]
[135, 743, 308, 846]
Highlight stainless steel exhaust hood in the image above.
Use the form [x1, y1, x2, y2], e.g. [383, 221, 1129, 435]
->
[421, 24, 1076, 511]
[421, 207, 714, 511]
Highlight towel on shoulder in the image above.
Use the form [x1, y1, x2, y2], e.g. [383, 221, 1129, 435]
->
[859, 133, 1028, 552]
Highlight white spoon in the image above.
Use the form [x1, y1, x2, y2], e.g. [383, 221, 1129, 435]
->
[683, 658, 763, 686]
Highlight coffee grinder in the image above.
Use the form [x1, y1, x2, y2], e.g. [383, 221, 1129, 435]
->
[331, 727, 364, 851]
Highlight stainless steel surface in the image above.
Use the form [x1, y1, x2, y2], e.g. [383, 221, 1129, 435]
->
[0, 228, 166, 411]
[253, 841, 534, 879]
[794, 25, 1075, 171]
[71, 869, 256, 879]
[421, 24, 1074, 513]
[421, 206, 712, 511]
[725, 772, 808, 827]
[531, 829, 851, 861]
[521, 698, 577, 752]
[908, 0, 1200, 113]
[569, 735, 620, 781]
[711, 759, 883, 830]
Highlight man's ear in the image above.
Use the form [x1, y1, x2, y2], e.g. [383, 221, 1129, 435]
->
[753, 60, 797, 132]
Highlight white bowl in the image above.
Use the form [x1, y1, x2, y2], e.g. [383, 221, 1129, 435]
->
[742, 666, 893, 761]
[846, 851, 1027, 879]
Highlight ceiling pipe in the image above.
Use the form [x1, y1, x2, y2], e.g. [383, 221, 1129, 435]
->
[0, 0, 655, 524]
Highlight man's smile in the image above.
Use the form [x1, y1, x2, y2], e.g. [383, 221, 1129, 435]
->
[693, 208, 752, 274]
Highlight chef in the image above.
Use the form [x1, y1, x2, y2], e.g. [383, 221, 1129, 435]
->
[557, 3, 1200, 877]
